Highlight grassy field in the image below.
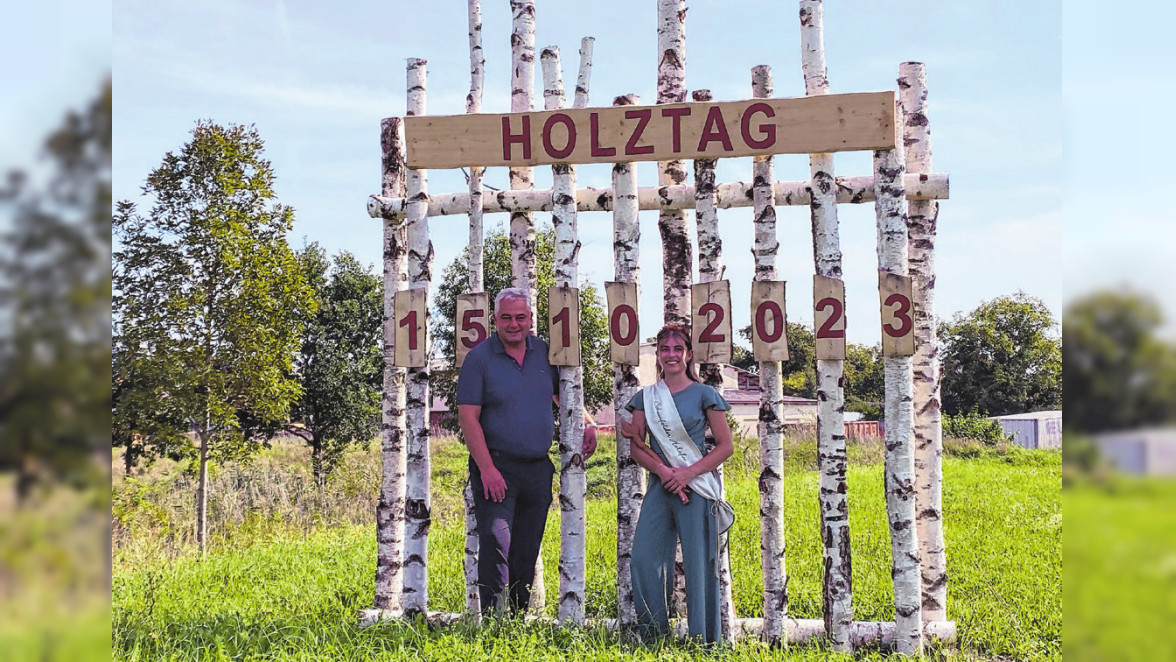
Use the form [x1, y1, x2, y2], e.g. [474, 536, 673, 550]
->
[113, 434, 1060, 661]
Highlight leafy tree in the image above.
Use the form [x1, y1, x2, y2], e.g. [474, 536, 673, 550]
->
[1063, 290, 1176, 432]
[0, 79, 111, 503]
[844, 343, 884, 419]
[290, 244, 382, 486]
[113, 122, 314, 554]
[737, 323, 817, 398]
[432, 225, 611, 430]
[939, 292, 1061, 417]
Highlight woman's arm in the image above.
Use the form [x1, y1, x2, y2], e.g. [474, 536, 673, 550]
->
[663, 406, 735, 494]
[621, 410, 689, 503]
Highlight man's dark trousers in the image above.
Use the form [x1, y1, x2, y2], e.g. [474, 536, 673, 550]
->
[469, 452, 554, 614]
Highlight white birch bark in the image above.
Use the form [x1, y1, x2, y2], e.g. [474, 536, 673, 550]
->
[403, 58, 433, 617]
[691, 87, 735, 641]
[749, 65, 788, 645]
[875, 135, 923, 657]
[656, 0, 691, 329]
[541, 44, 589, 626]
[368, 173, 949, 220]
[509, 0, 537, 298]
[610, 94, 644, 628]
[375, 117, 408, 615]
[463, 0, 485, 621]
[800, 1, 853, 651]
[900, 61, 946, 624]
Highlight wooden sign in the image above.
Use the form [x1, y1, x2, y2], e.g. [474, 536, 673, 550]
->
[547, 286, 580, 366]
[455, 292, 489, 368]
[605, 281, 640, 366]
[751, 281, 790, 362]
[691, 280, 732, 365]
[878, 271, 916, 357]
[405, 91, 896, 169]
[394, 288, 428, 368]
[813, 275, 846, 361]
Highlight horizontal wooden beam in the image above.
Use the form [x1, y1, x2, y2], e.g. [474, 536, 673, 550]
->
[404, 92, 896, 169]
[368, 173, 948, 220]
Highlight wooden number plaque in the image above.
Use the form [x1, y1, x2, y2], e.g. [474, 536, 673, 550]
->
[455, 292, 489, 368]
[813, 275, 847, 361]
[605, 281, 640, 366]
[547, 286, 580, 366]
[394, 288, 428, 368]
[878, 271, 916, 357]
[691, 280, 732, 365]
[751, 281, 790, 362]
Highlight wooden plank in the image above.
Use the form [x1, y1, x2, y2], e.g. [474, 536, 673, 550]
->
[405, 91, 896, 169]
[813, 275, 846, 361]
[605, 281, 640, 366]
[455, 292, 490, 368]
[878, 271, 916, 358]
[394, 288, 428, 368]
[751, 281, 790, 362]
[691, 280, 732, 365]
[548, 286, 581, 366]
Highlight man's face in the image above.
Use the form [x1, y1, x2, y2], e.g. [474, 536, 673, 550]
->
[494, 297, 532, 346]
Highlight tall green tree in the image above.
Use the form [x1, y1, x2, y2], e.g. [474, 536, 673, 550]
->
[844, 343, 884, 419]
[291, 245, 382, 486]
[939, 292, 1061, 417]
[1063, 290, 1176, 432]
[432, 225, 611, 428]
[0, 79, 111, 503]
[737, 323, 817, 398]
[113, 122, 314, 554]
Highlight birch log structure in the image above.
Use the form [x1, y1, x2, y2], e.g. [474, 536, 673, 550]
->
[750, 64, 788, 646]
[541, 43, 591, 626]
[901, 61, 947, 624]
[656, 0, 692, 329]
[402, 57, 433, 617]
[800, 0, 854, 652]
[691, 87, 736, 642]
[874, 114, 923, 658]
[611, 93, 644, 627]
[374, 117, 408, 617]
[462, 0, 485, 621]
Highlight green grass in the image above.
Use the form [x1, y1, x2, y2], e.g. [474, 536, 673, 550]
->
[113, 437, 1060, 661]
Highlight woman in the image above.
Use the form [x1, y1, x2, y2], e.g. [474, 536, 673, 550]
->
[620, 325, 735, 643]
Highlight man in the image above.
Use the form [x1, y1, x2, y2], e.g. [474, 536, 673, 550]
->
[456, 287, 598, 614]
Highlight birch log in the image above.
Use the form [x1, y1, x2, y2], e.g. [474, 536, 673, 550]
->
[368, 173, 949, 220]
[402, 58, 433, 617]
[748, 65, 788, 645]
[800, 1, 853, 651]
[611, 93, 644, 628]
[656, 0, 692, 329]
[374, 117, 408, 616]
[463, 0, 485, 621]
[875, 127, 923, 657]
[542, 44, 589, 626]
[692, 87, 735, 642]
[900, 61, 946, 624]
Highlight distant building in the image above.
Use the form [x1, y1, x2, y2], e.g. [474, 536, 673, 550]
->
[1095, 428, 1176, 475]
[990, 410, 1063, 450]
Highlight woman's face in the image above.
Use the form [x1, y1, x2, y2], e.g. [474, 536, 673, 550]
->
[657, 333, 692, 377]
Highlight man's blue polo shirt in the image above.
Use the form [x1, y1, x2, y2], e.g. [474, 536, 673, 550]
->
[456, 332, 559, 460]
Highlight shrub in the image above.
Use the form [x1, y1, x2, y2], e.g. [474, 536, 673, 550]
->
[943, 411, 1012, 445]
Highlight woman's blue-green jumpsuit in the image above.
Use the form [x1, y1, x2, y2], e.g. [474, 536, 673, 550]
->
[626, 383, 731, 643]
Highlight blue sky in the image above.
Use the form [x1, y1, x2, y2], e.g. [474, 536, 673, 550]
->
[111, 1, 1076, 346]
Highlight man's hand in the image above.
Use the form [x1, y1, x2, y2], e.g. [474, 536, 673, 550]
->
[480, 464, 507, 502]
[581, 424, 598, 460]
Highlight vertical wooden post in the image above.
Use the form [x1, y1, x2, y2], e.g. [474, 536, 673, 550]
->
[874, 111, 923, 657]
[611, 93, 644, 628]
[901, 61, 947, 624]
[374, 117, 408, 616]
[463, 0, 485, 622]
[800, 0, 853, 652]
[750, 64, 788, 645]
[402, 57, 433, 617]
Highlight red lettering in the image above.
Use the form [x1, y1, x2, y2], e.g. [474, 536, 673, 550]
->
[697, 106, 733, 152]
[624, 109, 654, 155]
[661, 107, 691, 153]
[589, 113, 616, 157]
[741, 102, 776, 149]
[502, 115, 531, 160]
[542, 113, 576, 160]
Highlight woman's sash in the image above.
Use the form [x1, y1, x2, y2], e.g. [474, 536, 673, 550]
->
[644, 380, 736, 542]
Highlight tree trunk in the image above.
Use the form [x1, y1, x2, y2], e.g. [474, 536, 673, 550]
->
[656, 0, 692, 329]
[375, 117, 408, 615]
[874, 127, 923, 657]
[900, 61, 947, 624]
[800, 0, 853, 651]
[196, 427, 209, 556]
[311, 436, 325, 489]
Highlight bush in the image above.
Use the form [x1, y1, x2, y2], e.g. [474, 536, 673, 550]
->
[943, 411, 1012, 445]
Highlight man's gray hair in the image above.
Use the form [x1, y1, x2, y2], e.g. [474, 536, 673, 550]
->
[494, 287, 532, 313]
